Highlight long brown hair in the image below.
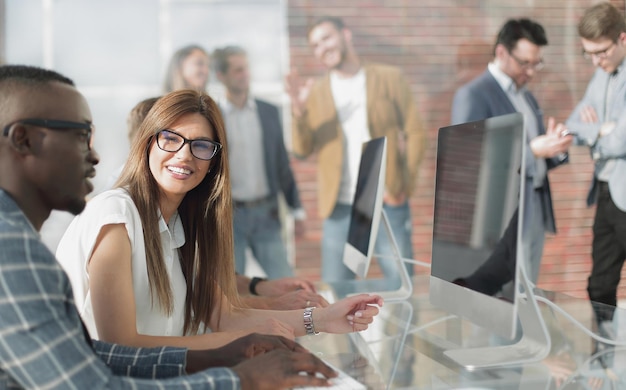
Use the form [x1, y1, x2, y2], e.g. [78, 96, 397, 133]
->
[116, 89, 237, 335]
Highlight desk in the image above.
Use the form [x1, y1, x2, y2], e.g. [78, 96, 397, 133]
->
[298, 275, 626, 389]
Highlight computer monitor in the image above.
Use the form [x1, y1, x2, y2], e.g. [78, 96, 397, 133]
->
[343, 137, 387, 279]
[429, 113, 550, 369]
[342, 136, 412, 301]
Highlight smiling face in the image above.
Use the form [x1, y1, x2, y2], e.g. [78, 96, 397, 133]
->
[180, 49, 210, 92]
[308, 21, 351, 71]
[148, 112, 214, 207]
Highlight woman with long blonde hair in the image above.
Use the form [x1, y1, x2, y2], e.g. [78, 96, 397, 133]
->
[57, 89, 382, 349]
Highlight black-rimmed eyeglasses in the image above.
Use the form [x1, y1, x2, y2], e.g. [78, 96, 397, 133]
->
[155, 129, 222, 160]
[2, 118, 95, 150]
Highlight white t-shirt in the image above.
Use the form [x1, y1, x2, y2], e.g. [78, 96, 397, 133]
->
[330, 69, 371, 204]
[56, 188, 188, 339]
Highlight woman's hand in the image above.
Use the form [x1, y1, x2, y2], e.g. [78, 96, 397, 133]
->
[314, 294, 383, 334]
[243, 289, 330, 310]
[255, 277, 316, 296]
[222, 316, 296, 341]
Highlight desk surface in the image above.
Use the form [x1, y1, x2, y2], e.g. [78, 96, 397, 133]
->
[299, 275, 626, 389]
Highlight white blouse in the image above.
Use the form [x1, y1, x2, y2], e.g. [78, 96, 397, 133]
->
[56, 188, 187, 339]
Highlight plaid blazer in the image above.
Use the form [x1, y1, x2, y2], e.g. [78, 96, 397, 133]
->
[0, 190, 239, 389]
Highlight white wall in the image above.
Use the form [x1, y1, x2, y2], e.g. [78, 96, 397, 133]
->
[4, 0, 289, 254]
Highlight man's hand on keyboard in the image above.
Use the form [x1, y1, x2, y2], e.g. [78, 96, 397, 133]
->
[194, 333, 307, 367]
[232, 349, 337, 390]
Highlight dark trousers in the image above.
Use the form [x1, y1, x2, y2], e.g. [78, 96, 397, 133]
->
[462, 209, 519, 298]
[588, 181, 626, 322]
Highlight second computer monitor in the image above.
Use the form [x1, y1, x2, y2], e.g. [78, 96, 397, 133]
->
[343, 136, 387, 279]
[429, 113, 525, 340]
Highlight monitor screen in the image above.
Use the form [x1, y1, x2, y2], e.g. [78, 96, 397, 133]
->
[429, 113, 525, 340]
[343, 136, 387, 279]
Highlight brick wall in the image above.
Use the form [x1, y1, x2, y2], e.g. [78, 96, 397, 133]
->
[286, 0, 626, 300]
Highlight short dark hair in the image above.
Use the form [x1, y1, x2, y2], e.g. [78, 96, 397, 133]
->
[212, 46, 247, 74]
[308, 15, 346, 38]
[494, 18, 548, 55]
[578, 2, 626, 41]
[0, 66, 75, 125]
[0, 64, 74, 86]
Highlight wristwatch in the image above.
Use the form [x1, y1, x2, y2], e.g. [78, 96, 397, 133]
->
[249, 277, 267, 296]
[303, 307, 319, 335]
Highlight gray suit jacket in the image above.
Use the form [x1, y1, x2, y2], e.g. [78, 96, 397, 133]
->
[565, 67, 626, 211]
[451, 69, 564, 233]
[255, 99, 302, 210]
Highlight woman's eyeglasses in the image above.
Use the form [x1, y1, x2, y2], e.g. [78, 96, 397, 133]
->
[155, 129, 222, 161]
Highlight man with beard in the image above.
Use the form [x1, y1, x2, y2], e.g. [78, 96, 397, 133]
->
[285, 16, 427, 285]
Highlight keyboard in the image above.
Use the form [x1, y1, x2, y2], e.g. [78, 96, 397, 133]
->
[294, 360, 366, 390]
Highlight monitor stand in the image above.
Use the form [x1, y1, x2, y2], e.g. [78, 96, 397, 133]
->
[443, 259, 551, 370]
[357, 209, 413, 302]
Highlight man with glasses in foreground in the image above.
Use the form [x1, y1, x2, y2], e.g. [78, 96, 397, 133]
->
[566, 2, 626, 331]
[450, 18, 572, 289]
[0, 64, 336, 389]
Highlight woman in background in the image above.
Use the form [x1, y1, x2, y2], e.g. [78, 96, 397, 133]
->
[163, 44, 211, 93]
[56, 89, 382, 350]
[162, 44, 327, 310]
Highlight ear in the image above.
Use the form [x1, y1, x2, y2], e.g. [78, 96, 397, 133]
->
[5, 123, 32, 154]
[494, 43, 506, 57]
[494, 43, 508, 62]
[342, 28, 353, 44]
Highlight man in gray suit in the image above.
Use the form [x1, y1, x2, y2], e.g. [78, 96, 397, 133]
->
[451, 18, 572, 291]
[566, 3, 626, 324]
[213, 46, 306, 279]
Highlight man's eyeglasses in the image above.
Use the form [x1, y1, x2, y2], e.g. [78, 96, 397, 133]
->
[155, 129, 222, 160]
[508, 51, 544, 71]
[582, 42, 615, 60]
[2, 118, 94, 150]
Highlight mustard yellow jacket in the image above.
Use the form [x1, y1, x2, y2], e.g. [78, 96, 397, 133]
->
[292, 63, 427, 218]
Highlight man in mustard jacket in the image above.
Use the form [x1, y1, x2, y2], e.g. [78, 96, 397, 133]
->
[286, 16, 426, 284]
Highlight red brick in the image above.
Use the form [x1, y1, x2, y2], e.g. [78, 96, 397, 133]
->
[288, 1, 626, 302]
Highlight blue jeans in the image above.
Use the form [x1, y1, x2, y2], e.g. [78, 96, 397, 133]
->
[321, 202, 414, 284]
[233, 199, 293, 279]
